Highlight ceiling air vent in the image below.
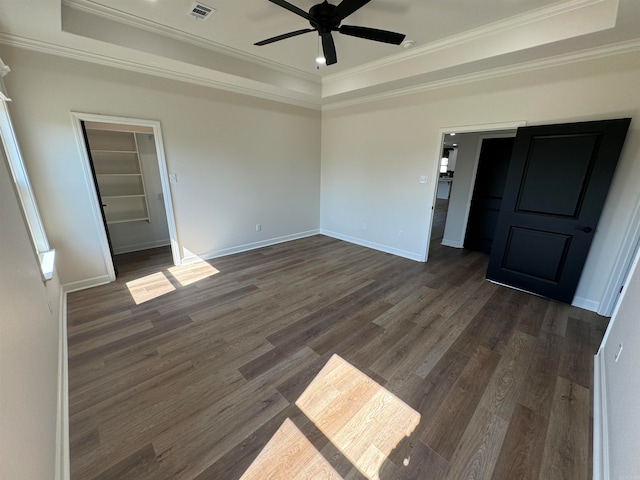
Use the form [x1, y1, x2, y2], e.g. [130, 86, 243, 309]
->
[188, 2, 215, 20]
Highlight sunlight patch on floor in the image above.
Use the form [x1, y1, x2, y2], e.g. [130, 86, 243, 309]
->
[297, 354, 421, 479]
[239, 418, 342, 480]
[168, 259, 219, 286]
[240, 354, 420, 479]
[126, 272, 175, 305]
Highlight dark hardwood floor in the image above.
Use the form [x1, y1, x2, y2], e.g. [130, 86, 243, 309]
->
[66, 200, 607, 479]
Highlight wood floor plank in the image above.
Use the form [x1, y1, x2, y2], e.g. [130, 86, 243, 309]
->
[65, 200, 604, 479]
[490, 403, 548, 480]
[538, 377, 590, 480]
[422, 346, 502, 460]
[444, 406, 509, 480]
[518, 331, 563, 418]
[558, 317, 593, 388]
[477, 330, 537, 420]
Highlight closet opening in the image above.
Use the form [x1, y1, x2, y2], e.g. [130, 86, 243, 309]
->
[72, 113, 180, 280]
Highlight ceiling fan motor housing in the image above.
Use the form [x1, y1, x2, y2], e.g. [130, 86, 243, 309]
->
[309, 2, 340, 33]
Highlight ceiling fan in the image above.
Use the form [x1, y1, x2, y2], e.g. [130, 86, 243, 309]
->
[254, 0, 406, 66]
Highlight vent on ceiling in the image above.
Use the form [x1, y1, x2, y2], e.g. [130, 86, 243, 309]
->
[188, 2, 215, 20]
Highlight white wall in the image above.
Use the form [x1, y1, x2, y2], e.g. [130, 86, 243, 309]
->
[0, 46, 321, 286]
[108, 133, 171, 254]
[598, 238, 640, 479]
[321, 50, 640, 310]
[0, 142, 62, 479]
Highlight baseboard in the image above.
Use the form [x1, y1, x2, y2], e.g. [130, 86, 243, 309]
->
[593, 350, 609, 480]
[55, 290, 70, 480]
[112, 239, 170, 255]
[441, 238, 464, 248]
[62, 274, 112, 293]
[185, 229, 320, 264]
[320, 229, 425, 262]
[571, 295, 600, 313]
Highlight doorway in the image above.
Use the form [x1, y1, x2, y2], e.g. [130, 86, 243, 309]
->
[463, 136, 515, 253]
[427, 119, 634, 309]
[433, 126, 519, 251]
[72, 113, 180, 280]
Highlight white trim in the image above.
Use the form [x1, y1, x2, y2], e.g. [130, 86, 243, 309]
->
[0, 93, 50, 253]
[441, 239, 464, 249]
[593, 349, 609, 480]
[70, 115, 116, 282]
[187, 230, 320, 264]
[55, 289, 70, 480]
[0, 32, 638, 111]
[322, 39, 640, 111]
[324, 0, 617, 83]
[571, 295, 600, 312]
[62, 0, 320, 85]
[70, 112, 182, 279]
[598, 196, 640, 316]
[112, 239, 171, 255]
[62, 274, 112, 294]
[320, 229, 425, 262]
[424, 122, 526, 262]
[0, 34, 322, 111]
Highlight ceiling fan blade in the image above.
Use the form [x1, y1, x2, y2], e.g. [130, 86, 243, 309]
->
[255, 28, 316, 46]
[339, 25, 405, 44]
[321, 33, 337, 65]
[333, 0, 371, 21]
[267, 0, 314, 22]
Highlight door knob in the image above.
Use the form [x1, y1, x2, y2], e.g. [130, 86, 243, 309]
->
[575, 226, 593, 233]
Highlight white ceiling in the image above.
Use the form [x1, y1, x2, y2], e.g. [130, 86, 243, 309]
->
[79, 0, 564, 75]
[0, 0, 639, 107]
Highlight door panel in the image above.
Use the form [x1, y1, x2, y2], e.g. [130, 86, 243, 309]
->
[517, 134, 598, 216]
[487, 118, 631, 303]
[464, 137, 514, 253]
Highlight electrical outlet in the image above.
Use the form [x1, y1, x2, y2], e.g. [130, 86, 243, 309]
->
[362, 222, 367, 231]
[169, 173, 178, 183]
[47, 300, 54, 316]
[255, 224, 262, 232]
[330, 215, 335, 222]
[398, 230, 404, 238]
[420, 175, 428, 184]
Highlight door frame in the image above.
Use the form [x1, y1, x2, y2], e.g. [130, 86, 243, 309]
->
[599, 194, 640, 316]
[71, 112, 181, 280]
[425, 121, 526, 261]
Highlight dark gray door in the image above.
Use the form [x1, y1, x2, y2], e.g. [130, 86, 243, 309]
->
[464, 137, 514, 253]
[487, 118, 631, 303]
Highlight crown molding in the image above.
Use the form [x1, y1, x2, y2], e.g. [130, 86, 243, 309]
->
[0, 33, 322, 110]
[322, 0, 617, 84]
[322, 38, 640, 111]
[63, 0, 320, 85]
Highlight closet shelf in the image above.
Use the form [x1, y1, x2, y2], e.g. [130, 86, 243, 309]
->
[87, 129, 150, 225]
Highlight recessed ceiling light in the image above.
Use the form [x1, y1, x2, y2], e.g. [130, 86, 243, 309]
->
[402, 40, 416, 49]
[453, 143, 458, 147]
[449, 132, 456, 136]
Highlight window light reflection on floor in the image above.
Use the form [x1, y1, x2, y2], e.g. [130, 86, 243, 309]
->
[168, 259, 219, 286]
[126, 272, 175, 305]
[125, 258, 220, 305]
[241, 354, 421, 479]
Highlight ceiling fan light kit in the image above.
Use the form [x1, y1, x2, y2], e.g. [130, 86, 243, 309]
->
[255, 0, 406, 66]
